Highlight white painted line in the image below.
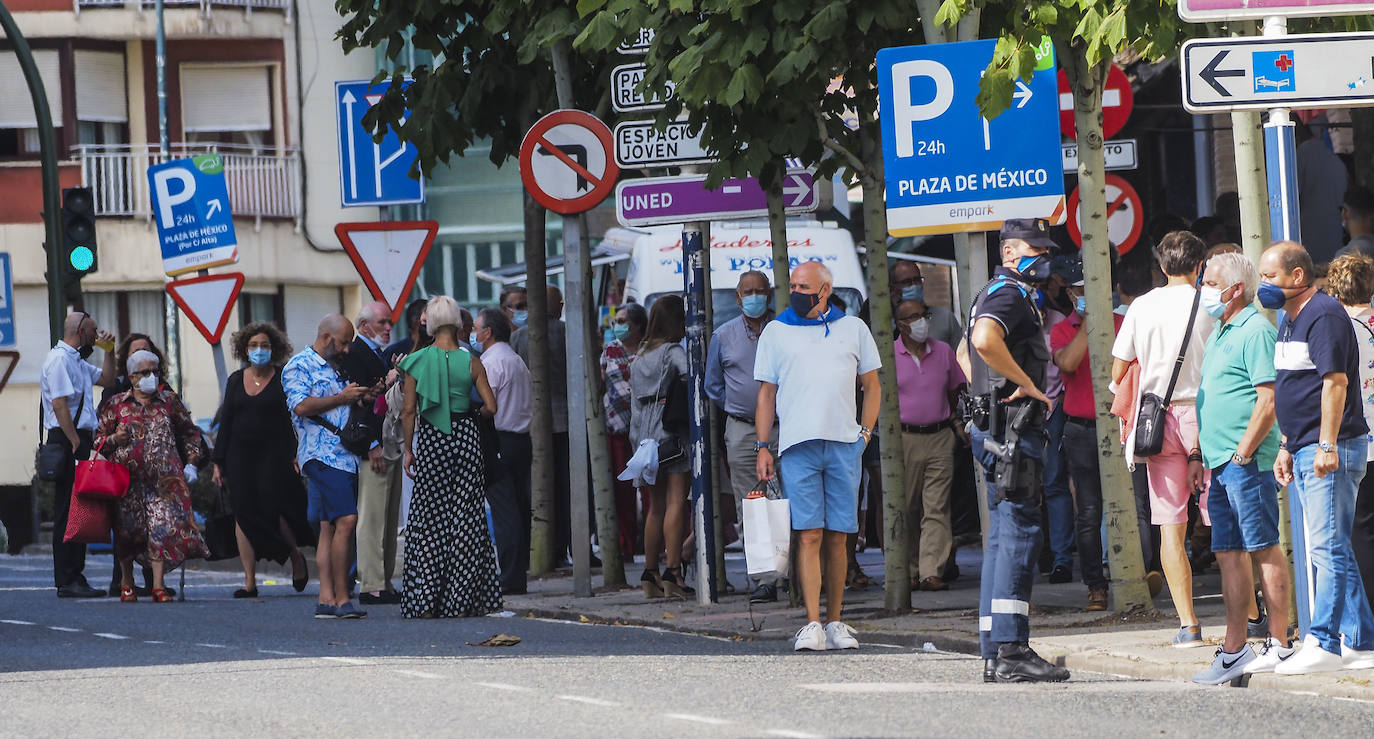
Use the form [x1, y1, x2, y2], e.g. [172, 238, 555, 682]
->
[144, 640, 166, 645]
[557, 694, 622, 708]
[258, 649, 298, 656]
[321, 656, 369, 665]
[0, 619, 35, 625]
[765, 730, 823, 739]
[195, 643, 228, 649]
[475, 681, 534, 693]
[0, 586, 61, 591]
[93, 633, 129, 640]
[865, 642, 908, 649]
[663, 713, 732, 726]
[392, 669, 445, 680]
[48, 626, 81, 632]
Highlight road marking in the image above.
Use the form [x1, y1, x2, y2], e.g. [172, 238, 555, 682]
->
[765, 730, 823, 739]
[144, 640, 166, 645]
[258, 649, 298, 656]
[93, 633, 129, 640]
[392, 669, 445, 680]
[0, 619, 35, 625]
[664, 713, 732, 726]
[0, 586, 61, 591]
[321, 656, 369, 665]
[196, 643, 229, 649]
[556, 695, 622, 708]
[48, 626, 81, 632]
[475, 681, 534, 693]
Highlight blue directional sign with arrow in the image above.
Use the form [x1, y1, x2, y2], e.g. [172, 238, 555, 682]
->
[335, 79, 424, 208]
[146, 153, 239, 277]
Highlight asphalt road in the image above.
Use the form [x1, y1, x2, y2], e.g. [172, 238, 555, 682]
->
[3, 554, 1373, 738]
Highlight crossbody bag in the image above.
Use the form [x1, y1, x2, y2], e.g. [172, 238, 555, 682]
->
[37, 390, 84, 481]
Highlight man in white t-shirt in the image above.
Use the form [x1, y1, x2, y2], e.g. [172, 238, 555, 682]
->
[1112, 230, 1215, 648]
[755, 261, 882, 652]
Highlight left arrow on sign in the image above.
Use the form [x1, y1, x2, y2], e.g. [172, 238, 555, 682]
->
[1199, 49, 1245, 97]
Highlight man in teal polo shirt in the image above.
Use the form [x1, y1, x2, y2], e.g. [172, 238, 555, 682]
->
[1192, 252, 1293, 684]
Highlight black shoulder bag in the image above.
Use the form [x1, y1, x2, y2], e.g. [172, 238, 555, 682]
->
[37, 390, 84, 482]
[309, 412, 374, 457]
[1134, 287, 1201, 458]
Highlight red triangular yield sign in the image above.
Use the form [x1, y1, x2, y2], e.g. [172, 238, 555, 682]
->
[165, 272, 245, 344]
[335, 220, 438, 323]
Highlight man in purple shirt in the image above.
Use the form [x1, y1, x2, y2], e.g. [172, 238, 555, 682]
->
[894, 299, 968, 591]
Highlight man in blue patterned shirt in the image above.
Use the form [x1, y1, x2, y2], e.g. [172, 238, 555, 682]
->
[283, 314, 368, 619]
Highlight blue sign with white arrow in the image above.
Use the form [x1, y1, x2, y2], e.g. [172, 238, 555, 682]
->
[877, 38, 1066, 236]
[336, 79, 425, 208]
[0, 252, 15, 348]
[147, 153, 239, 277]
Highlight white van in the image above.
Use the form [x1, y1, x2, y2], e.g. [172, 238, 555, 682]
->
[603, 221, 868, 327]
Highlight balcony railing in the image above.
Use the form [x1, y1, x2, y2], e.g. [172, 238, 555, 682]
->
[75, 0, 291, 18]
[75, 143, 302, 226]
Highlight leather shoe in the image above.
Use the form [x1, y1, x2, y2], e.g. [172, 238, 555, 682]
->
[983, 659, 998, 683]
[57, 583, 106, 598]
[749, 582, 777, 604]
[919, 576, 948, 591]
[359, 590, 402, 605]
[1048, 565, 1072, 584]
[994, 643, 1070, 683]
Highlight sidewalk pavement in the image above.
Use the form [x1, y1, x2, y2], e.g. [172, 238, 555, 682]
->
[507, 545, 1374, 702]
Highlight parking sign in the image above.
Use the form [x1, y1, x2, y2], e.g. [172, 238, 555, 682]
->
[147, 153, 239, 277]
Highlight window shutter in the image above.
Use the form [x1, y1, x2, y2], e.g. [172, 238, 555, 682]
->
[180, 65, 272, 133]
[75, 51, 128, 123]
[0, 50, 64, 128]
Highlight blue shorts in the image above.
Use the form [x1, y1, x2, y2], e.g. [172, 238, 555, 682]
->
[1207, 460, 1280, 552]
[779, 437, 866, 533]
[304, 460, 358, 523]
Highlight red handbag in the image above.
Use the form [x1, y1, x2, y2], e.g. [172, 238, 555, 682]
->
[74, 438, 130, 500]
[63, 494, 113, 544]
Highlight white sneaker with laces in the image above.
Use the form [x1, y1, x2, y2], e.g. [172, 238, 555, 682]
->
[824, 621, 859, 650]
[794, 620, 827, 651]
[1341, 642, 1374, 670]
[1244, 636, 1297, 673]
[1275, 635, 1344, 675]
[1192, 644, 1256, 685]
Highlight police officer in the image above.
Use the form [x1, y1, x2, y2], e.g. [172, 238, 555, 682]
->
[967, 218, 1071, 683]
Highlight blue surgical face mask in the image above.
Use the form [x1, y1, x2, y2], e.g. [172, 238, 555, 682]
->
[512, 310, 528, 328]
[612, 323, 630, 340]
[1075, 295, 1088, 315]
[901, 284, 924, 302]
[1257, 281, 1294, 310]
[740, 294, 768, 318]
[248, 347, 271, 366]
[469, 331, 480, 347]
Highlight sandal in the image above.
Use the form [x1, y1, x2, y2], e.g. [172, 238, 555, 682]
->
[151, 588, 174, 603]
[119, 586, 137, 603]
[661, 566, 695, 599]
[847, 565, 874, 589]
[641, 568, 663, 599]
[233, 587, 259, 599]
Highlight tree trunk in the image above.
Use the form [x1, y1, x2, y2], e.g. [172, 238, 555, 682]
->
[1062, 49, 1152, 613]
[581, 216, 625, 588]
[524, 191, 556, 575]
[857, 120, 910, 612]
[1231, 111, 1271, 264]
[766, 177, 790, 307]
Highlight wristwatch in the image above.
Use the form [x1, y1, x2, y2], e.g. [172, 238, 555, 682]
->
[859, 425, 872, 440]
[755, 440, 770, 452]
[1319, 441, 1337, 453]
[1231, 452, 1253, 466]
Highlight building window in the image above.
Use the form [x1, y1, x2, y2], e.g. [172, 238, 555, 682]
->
[74, 50, 129, 148]
[180, 64, 274, 147]
[81, 290, 168, 350]
[0, 50, 63, 159]
[238, 288, 283, 328]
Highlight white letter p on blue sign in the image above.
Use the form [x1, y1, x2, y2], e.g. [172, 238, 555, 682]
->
[891, 59, 954, 158]
[153, 167, 196, 229]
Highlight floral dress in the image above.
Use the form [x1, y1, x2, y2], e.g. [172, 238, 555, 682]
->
[95, 390, 209, 568]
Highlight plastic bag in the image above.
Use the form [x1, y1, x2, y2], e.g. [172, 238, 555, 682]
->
[618, 438, 659, 486]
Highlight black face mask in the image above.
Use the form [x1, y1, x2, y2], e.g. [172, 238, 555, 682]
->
[789, 290, 821, 318]
[78, 344, 94, 360]
[416, 324, 433, 347]
[1014, 254, 1053, 283]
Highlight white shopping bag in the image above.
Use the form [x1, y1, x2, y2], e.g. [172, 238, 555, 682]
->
[742, 489, 791, 578]
[619, 438, 659, 486]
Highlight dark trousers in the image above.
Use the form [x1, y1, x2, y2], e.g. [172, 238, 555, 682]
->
[488, 430, 532, 593]
[1062, 420, 1108, 590]
[1132, 462, 1160, 571]
[553, 431, 572, 562]
[973, 427, 1045, 659]
[1354, 462, 1374, 618]
[48, 428, 92, 589]
[608, 433, 639, 556]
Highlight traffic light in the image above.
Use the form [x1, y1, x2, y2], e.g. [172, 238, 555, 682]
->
[61, 187, 97, 280]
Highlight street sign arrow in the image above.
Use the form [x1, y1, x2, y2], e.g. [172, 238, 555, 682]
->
[1199, 49, 1245, 97]
[1013, 80, 1033, 109]
[783, 174, 811, 207]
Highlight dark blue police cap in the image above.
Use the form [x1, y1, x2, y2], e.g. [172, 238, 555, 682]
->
[1000, 217, 1058, 251]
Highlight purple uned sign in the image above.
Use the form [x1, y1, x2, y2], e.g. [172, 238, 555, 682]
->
[1179, 0, 1374, 21]
[615, 171, 818, 227]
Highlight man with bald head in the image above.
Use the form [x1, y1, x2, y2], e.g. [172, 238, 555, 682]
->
[1261, 241, 1374, 673]
[283, 314, 369, 618]
[41, 311, 117, 597]
[755, 260, 882, 651]
[339, 301, 403, 605]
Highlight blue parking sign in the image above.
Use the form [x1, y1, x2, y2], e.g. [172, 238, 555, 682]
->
[336, 79, 425, 208]
[0, 252, 14, 348]
[147, 153, 239, 277]
[877, 38, 1066, 236]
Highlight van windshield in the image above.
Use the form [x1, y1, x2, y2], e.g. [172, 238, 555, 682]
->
[640, 288, 863, 330]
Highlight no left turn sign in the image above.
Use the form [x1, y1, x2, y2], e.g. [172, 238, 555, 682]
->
[1067, 173, 1144, 255]
[519, 109, 620, 215]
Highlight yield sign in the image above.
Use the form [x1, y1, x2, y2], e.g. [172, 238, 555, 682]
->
[166, 272, 245, 344]
[1066, 173, 1145, 255]
[335, 220, 438, 323]
[519, 109, 619, 215]
[1058, 64, 1134, 140]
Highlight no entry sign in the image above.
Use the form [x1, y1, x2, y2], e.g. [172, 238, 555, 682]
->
[519, 110, 620, 215]
[1059, 65, 1134, 140]
[1067, 174, 1144, 255]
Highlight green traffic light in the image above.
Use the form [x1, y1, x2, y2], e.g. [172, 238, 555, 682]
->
[70, 245, 94, 272]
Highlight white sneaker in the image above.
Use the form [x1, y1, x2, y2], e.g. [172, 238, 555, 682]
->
[1341, 642, 1374, 670]
[1275, 635, 1345, 674]
[824, 621, 859, 650]
[794, 621, 827, 651]
[1244, 636, 1298, 673]
[1192, 644, 1256, 685]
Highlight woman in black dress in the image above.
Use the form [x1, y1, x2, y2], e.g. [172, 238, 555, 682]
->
[212, 322, 313, 598]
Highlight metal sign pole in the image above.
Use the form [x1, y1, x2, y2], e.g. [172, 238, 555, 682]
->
[683, 224, 718, 604]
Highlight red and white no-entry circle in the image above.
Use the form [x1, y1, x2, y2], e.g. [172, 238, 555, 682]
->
[519, 109, 619, 215]
[1058, 64, 1134, 140]
[1066, 173, 1144, 255]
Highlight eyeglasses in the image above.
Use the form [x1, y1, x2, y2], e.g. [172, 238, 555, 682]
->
[130, 369, 157, 379]
[896, 313, 927, 322]
[891, 276, 924, 287]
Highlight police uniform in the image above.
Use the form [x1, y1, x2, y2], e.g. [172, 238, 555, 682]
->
[966, 217, 1067, 683]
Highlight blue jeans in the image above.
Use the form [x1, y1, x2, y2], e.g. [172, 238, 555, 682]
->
[1042, 403, 1073, 570]
[1292, 438, 1374, 654]
[973, 426, 1045, 659]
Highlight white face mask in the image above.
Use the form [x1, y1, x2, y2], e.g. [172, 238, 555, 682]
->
[906, 317, 929, 343]
[136, 374, 158, 394]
